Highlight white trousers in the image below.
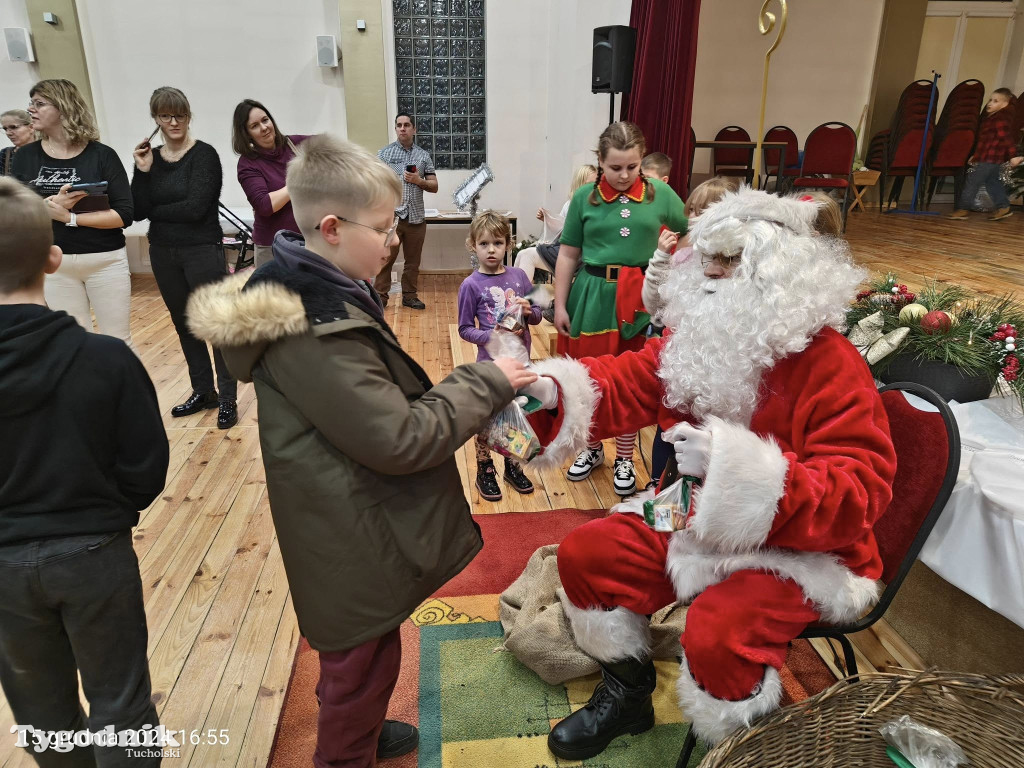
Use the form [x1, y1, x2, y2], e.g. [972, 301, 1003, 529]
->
[44, 247, 136, 353]
[513, 247, 551, 283]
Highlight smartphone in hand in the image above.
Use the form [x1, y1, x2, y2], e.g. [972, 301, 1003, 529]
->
[405, 164, 417, 174]
[139, 126, 160, 151]
[69, 181, 108, 194]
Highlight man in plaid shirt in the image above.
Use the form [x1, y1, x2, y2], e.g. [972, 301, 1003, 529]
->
[375, 113, 438, 309]
[950, 88, 1024, 221]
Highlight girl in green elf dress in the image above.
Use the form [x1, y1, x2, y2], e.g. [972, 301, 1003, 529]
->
[552, 121, 688, 495]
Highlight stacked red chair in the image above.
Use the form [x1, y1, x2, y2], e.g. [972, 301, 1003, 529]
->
[866, 80, 937, 210]
[712, 125, 755, 183]
[925, 79, 985, 208]
[762, 125, 801, 192]
[1013, 89, 1024, 146]
[791, 121, 857, 231]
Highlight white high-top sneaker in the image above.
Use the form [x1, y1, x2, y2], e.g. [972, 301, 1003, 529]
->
[612, 457, 637, 496]
[567, 445, 605, 482]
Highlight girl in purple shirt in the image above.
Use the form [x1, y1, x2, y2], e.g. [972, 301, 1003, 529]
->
[457, 212, 541, 502]
[231, 99, 309, 266]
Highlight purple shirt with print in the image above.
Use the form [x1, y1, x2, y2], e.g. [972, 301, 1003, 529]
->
[457, 267, 543, 362]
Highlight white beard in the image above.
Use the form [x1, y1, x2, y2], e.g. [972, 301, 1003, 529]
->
[658, 269, 783, 425]
[656, 233, 864, 426]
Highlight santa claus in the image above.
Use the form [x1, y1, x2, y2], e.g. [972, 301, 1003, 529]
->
[519, 188, 897, 760]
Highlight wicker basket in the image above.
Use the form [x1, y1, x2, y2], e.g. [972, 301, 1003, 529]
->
[699, 671, 1024, 768]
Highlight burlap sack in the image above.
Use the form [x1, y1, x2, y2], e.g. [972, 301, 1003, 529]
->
[498, 543, 687, 684]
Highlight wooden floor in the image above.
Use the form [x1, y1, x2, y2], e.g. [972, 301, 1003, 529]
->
[0, 205, 1020, 767]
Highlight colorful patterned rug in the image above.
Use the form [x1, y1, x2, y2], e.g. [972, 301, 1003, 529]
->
[268, 510, 837, 767]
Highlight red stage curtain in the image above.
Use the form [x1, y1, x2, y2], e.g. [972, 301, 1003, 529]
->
[621, 0, 702, 198]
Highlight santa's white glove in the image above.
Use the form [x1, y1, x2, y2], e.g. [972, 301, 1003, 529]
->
[663, 421, 712, 479]
[641, 248, 673, 317]
[516, 375, 558, 410]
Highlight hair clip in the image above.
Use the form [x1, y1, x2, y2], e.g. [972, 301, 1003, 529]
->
[799, 195, 814, 201]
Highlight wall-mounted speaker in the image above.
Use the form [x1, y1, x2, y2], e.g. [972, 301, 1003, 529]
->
[316, 35, 338, 68]
[592, 25, 636, 94]
[4, 27, 35, 62]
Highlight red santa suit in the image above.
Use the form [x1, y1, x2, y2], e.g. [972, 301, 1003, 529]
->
[526, 189, 897, 744]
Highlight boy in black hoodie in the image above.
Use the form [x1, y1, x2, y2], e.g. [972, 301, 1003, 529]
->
[0, 178, 169, 766]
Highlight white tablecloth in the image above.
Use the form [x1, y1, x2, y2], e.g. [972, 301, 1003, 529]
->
[910, 393, 1024, 629]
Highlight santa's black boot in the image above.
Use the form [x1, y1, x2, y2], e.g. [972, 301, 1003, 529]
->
[547, 657, 657, 760]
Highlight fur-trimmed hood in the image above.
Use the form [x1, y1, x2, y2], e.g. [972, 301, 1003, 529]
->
[186, 260, 390, 383]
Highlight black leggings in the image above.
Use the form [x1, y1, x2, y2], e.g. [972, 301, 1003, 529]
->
[149, 242, 237, 400]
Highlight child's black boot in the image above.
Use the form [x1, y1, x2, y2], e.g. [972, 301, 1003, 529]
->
[476, 459, 502, 501]
[503, 458, 534, 495]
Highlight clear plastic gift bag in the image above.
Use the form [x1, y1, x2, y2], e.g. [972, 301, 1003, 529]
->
[496, 302, 525, 334]
[641, 476, 697, 532]
[485, 399, 541, 461]
[485, 318, 531, 366]
[879, 715, 968, 768]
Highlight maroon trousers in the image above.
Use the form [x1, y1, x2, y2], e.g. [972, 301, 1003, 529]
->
[314, 627, 402, 768]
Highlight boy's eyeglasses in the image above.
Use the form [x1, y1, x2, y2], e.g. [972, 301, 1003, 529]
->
[316, 215, 400, 247]
[700, 253, 742, 269]
[156, 114, 189, 124]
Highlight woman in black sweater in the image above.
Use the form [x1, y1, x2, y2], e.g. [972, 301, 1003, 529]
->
[131, 87, 237, 428]
[12, 79, 135, 350]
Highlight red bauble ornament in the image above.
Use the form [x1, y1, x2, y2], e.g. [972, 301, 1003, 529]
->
[1003, 356, 1020, 383]
[920, 310, 952, 334]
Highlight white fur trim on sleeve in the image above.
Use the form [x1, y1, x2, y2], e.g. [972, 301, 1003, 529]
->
[666, 532, 880, 625]
[526, 356, 601, 472]
[676, 653, 782, 744]
[557, 589, 651, 663]
[691, 416, 789, 552]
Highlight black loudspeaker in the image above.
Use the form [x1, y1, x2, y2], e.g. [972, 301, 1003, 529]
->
[592, 25, 636, 94]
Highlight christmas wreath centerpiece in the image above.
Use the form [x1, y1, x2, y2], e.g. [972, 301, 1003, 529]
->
[846, 273, 1024, 408]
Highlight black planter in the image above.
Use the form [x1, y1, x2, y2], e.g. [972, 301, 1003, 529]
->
[879, 354, 994, 403]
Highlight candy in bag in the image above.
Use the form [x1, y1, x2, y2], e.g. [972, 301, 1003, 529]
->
[496, 302, 525, 334]
[642, 476, 696, 532]
[485, 399, 541, 461]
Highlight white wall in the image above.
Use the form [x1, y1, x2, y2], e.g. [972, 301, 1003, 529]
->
[380, 0, 631, 271]
[8, 0, 888, 269]
[690, 0, 886, 178]
[5, 0, 347, 208]
[0, 0, 41, 115]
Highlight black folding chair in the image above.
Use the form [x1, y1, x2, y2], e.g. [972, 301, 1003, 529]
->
[219, 204, 254, 272]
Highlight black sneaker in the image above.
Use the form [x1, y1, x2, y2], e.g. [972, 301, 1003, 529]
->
[503, 458, 534, 494]
[476, 460, 502, 501]
[541, 302, 555, 324]
[402, 296, 426, 310]
[217, 400, 238, 430]
[171, 390, 218, 417]
[377, 720, 418, 759]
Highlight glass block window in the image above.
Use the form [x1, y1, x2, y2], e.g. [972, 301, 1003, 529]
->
[394, 0, 486, 170]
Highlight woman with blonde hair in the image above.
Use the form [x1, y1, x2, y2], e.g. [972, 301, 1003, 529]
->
[514, 164, 598, 283]
[131, 86, 238, 428]
[552, 121, 687, 495]
[12, 79, 135, 349]
[1, 108, 33, 175]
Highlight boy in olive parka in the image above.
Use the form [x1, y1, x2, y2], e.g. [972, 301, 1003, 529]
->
[188, 135, 537, 767]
